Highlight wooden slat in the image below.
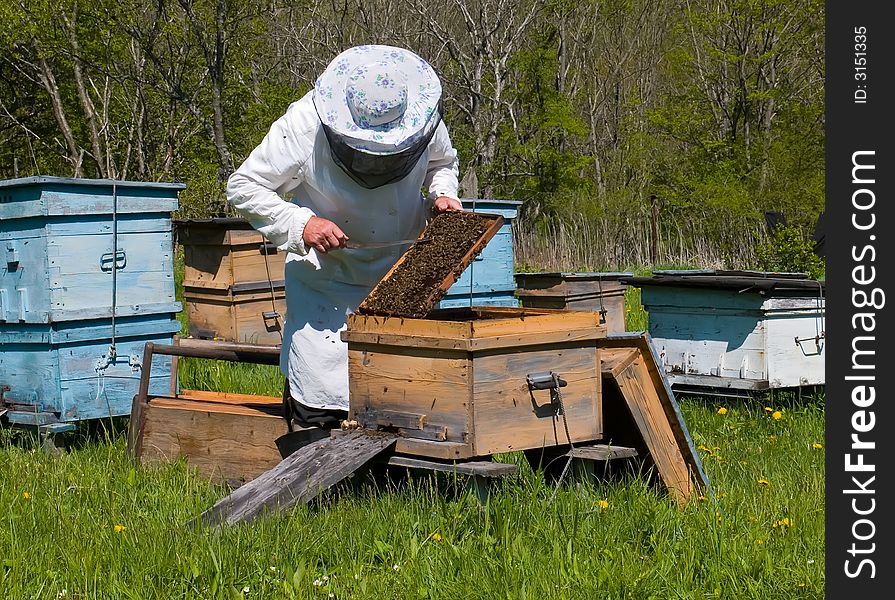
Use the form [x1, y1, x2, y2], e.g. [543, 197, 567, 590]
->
[386, 455, 517, 477]
[182, 279, 232, 291]
[469, 310, 601, 337]
[342, 328, 605, 352]
[346, 309, 599, 339]
[176, 389, 282, 406]
[393, 438, 475, 460]
[147, 397, 281, 417]
[361, 408, 427, 430]
[197, 431, 397, 527]
[567, 444, 638, 461]
[345, 313, 472, 340]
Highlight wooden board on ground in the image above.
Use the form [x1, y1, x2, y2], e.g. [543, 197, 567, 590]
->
[198, 430, 397, 527]
[598, 333, 709, 503]
[137, 392, 288, 485]
[128, 340, 289, 486]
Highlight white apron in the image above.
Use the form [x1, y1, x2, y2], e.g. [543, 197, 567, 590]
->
[226, 92, 459, 410]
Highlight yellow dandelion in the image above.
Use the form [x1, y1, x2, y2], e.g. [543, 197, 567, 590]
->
[773, 517, 792, 529]
[764, 407, 773, 412]
[597, 500, 609, 509]
[22, 491, 31, 500]
[429, 532, 443, 542]
[813, 443, 824, 449]
[772, 411, 783, 421]
[113, 524, 126, 534]
[757, 479, 770, 486]
[755, 539, 764, 545]
[717, 407, 728, 415]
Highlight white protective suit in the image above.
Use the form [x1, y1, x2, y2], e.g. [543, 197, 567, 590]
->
[226, 91, 460, 410]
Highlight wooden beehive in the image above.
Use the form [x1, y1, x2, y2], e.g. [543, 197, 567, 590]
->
[0, 176, 182, 429]
[631, 270, 826, 395]
[342, 307, 607, 459]
[176, 218, 285, 344]
[438, 199, 522, 309]
[514, 272, 633, 333]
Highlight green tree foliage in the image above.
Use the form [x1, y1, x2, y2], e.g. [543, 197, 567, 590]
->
[0, 0, 825, 267]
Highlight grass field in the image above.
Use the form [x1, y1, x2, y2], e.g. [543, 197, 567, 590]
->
[0, 391, 825, 599]
[1, 256, 825, 599]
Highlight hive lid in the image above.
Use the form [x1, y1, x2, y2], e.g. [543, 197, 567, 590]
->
[356, 211, 504, 318]
[625, 269, 825, 294]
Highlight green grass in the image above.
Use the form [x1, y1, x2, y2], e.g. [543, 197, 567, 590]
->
[1, 391, 824, 599]
[0, 259, 824, 598]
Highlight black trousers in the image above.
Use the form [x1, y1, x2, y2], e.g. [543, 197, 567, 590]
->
[282, 383, 347, 430]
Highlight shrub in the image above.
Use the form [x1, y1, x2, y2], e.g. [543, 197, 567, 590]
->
[756, 225, 824, 279]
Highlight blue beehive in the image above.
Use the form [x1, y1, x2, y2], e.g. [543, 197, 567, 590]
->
[438, 199, 521, 309]
[629, 270, 825, 396]
[0, 176, 183, 432]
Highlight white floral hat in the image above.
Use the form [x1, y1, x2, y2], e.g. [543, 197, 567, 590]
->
[312, 45, 442, 155]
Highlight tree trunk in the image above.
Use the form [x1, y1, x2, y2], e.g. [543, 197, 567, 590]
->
[36, 54, 83, 177]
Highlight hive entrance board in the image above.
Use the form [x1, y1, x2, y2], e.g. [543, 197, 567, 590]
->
[356, 211, 504, 318]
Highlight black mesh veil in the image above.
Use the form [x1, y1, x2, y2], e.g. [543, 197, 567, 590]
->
[322, 101, 444, 189]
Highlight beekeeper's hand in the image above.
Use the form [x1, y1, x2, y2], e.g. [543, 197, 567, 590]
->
[303, 216, 349, 253]
[433, 196, 463, 213]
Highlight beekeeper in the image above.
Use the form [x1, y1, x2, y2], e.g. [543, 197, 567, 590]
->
[227, 45, 461, 429]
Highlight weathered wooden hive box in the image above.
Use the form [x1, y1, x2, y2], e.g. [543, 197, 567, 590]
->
[343, 307, 606, 459]
[0, 176, 183, 429]
[629, 270, 825, 395]
[437, 199, 521, 309]
[514, 272, 633, 333]
[176, 218, 285, 344]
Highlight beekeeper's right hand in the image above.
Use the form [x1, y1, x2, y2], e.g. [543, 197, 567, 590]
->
[303, 216, 349, 254]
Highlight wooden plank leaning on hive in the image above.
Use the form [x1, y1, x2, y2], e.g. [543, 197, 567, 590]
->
[598, 332, 710, 504]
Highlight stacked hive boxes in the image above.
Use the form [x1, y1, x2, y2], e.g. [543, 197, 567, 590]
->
[0, 177, 183, 431]
[514, 272, 633, 333]
[176, 218, 285, 345]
